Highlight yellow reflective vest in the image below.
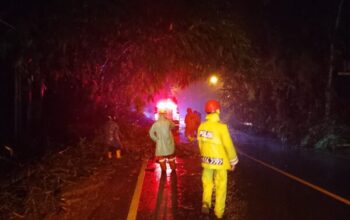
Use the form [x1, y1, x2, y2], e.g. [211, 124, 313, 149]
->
[197, 113, 238, 170]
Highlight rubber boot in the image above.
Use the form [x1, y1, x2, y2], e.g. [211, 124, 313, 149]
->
[169, 160, 176, 171]
[201, 203, 210, 215]
[107, 151, 112, 159]
[159, 161, 167, 173]
[116, 149, 121, 159]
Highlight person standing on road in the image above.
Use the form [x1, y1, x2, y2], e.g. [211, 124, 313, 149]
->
[105, 115, 122, 159]
[193, 110, 201, 136]
[149, 109, 176, 173]
[197, 100, 238, 219]
[185, 108, 196, 142]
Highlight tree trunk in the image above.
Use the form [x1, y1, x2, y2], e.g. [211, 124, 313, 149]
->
[325, 0, 344, 122]
[14, 69, 22, 145]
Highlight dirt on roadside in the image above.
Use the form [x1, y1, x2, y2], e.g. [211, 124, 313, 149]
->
[44, 155, 141, 220]
[44, 136, 199, 220]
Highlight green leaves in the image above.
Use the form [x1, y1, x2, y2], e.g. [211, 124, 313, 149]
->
[7, 0, 255, 123]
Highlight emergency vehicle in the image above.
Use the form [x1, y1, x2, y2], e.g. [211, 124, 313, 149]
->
[154, 98, 180, 132]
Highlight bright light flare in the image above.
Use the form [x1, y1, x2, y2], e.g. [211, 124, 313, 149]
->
[209, 75, 218, 85]
[156, 99, 177, 111]
[155, 99, 179, 121]
[243, 122, 253, 126]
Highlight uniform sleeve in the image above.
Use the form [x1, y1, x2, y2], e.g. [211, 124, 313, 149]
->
[169, 120, 175, 129]
[149, 123, 158, 142]
[114, 129, 121, 143]
[185, 115, 189, 124]
[113, 124, 121, 143]
[221, 124, 239, 165]
[197, 125, 203, 150]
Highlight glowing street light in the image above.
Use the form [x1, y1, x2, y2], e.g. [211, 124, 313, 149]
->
[209, 75, 219, 85]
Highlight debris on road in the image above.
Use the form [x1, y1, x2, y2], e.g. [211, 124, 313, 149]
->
[0, 118, 153, 220]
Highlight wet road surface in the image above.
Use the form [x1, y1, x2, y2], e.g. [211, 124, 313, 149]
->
[233, 130, 350, 200]
[229, 151, 350, 220]
[132, 133, 350, 220]
[137, 157, 203, 220]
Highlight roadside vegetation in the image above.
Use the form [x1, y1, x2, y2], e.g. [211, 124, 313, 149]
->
[0, 112, 153, 219]
[2, 1, 348, 155]
[0, 0, 349, 218]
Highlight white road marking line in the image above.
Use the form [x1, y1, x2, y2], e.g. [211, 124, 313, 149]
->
[127, 160, 147, 220]
[238, 150, 350, 206]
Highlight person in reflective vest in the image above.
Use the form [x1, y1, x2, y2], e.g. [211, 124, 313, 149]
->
[197, 100, 238, 219]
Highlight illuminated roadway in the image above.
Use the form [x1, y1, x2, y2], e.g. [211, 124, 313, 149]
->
[128, 131, 350, 220]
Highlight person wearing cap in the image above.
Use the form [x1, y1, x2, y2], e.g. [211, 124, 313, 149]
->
[149, 108, 176, 173]
[197, 100, 238, 219]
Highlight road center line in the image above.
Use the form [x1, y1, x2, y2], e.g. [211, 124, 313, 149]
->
[238, 150, 350, 206]
[127, 160, 147, 220]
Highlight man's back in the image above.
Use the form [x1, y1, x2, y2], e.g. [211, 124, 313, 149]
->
[105, 120, 120, 144]
[197, 113, 237, 170]
[149, 117, 175, 156]
[151, 119, 173, 139]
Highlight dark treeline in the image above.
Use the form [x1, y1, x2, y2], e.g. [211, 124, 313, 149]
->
[223, 0, 350, 148]
[0, 0, 349, 159]
[1, 1, 349, 218]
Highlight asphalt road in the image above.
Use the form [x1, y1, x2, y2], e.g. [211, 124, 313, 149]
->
[228, 150, 350, 220]
[133, 133, 350, 220]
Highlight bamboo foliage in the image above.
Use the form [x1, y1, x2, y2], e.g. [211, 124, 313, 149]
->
[8, 2, 253, 114]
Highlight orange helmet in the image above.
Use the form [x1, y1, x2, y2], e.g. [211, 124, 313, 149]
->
[205, 100, 220, 113]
